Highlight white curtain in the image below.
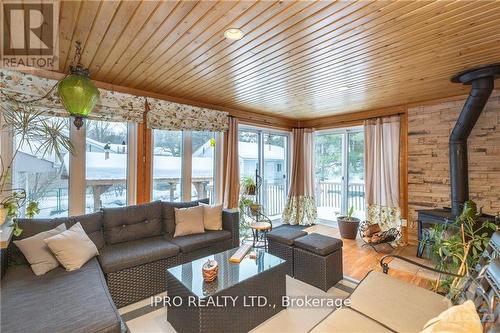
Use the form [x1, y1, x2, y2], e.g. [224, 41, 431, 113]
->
[364, 115, 402, 233]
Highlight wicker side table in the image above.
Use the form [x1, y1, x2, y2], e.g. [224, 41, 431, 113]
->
[266, 225, 308, 276]
[293, 233, 343, 291]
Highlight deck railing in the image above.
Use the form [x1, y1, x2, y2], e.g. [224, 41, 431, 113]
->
[39, 179, 364, 219]
[316, 181, 366, 213]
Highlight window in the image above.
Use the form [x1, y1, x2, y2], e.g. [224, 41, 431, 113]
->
[85, 120, 128, 212]
[191, 131, 215, 203]
[152, 130, 183, 202]
[12, 117, 70, 218]
[314, 128, 365, 222]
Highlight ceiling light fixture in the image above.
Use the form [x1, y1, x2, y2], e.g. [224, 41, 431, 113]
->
[224, 28, 244, 40]
[337, 86, 350, 92]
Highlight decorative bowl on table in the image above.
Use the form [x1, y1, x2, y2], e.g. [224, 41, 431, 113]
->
[202, 259, 219, 282]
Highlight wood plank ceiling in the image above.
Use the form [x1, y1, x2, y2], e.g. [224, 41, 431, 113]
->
[53, 0, 500, 120]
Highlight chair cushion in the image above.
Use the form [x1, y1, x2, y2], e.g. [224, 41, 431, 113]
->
[421, 300, 481, 333]
[294, 233, 343, 255]
[102, 201, 163, 244]
[311, 308, 392, 333]
[166, 230, 232, 253]
[266, 225, 308, 245]
[98, 236, 179, 274]
[162, 199, 209, 234]
[1, 258, 122, 333]
[350, 271, 451, 332]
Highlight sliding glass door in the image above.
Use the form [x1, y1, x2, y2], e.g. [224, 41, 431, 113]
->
[262, 133, 288, 218]
[314, 128, 365, 222]
[238, 127, 289, 220]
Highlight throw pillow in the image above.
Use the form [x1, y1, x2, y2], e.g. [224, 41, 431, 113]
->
[14, 223, 67, 276]
[420, 300, 482, 333]
[44, 222, 99, 271]
[174, 205, 205, 237]
[200, 203, 223, 230]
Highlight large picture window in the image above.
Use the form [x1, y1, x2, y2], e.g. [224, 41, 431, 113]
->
[152, 130, 183, 202]
[12, 117, 70, 218]
[191, 131, 216, 203]
[85, 120, 128, 213]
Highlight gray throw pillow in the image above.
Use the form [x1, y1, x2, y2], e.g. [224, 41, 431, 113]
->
[14, 223, 67, 276]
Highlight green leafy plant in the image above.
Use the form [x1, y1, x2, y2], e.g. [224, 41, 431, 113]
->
[26, 201, 40, 219]
[238, 197, 254, 239]
[241, 176, 256, 196]
[0, 100, 74, 234]
[424, 201, 497, 296]
[346, 206, 354, 219]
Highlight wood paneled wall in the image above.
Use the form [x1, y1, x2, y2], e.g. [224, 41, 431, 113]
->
[407, 92, 500, 244]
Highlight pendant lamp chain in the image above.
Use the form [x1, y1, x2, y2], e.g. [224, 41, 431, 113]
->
[58, 41, 100, 129]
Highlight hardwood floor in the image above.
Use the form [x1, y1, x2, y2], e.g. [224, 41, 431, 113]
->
[304, 223, 436, 289]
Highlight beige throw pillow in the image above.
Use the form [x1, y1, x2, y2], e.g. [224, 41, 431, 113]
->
[44, 222, 99, 271]
[200, 203, 223, 230]
[420, 300, 482, 333]
[174, 205, 205, 237]
[14, 223, 67, 276]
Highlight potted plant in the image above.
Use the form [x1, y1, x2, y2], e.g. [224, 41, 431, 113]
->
[1, 101, 74, 235]
[241, 176, 256, 196]
[423, 201, 496, 296]
[337, 206, 361, 239]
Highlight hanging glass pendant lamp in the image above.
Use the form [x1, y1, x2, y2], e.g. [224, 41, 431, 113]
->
[58, 41, 100, 129]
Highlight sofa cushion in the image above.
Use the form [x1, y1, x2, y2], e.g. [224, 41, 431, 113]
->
[162, 198, 209, 234]
[10, 212, 105, 265]
[14, 211, 105, 248]
[98, 236, 179, 274]
[166, 230, 231, 253]
[173, 205, 205, 237]
[13, 223, 67, 275]
[350, 271, 451, 332]
[1, 258, 123, 333]
[266, 225, 308, 246]
[102, 201, 163, 244]
[200, 203, 223, 230]
[311, 308, 392, 333]
[45, 223, 99, 271]
[294, 233, 343, 256]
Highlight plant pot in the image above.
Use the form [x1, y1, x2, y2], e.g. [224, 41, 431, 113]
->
[244, 185, 256, 196]
[249, 204, 261, 216]
[337, 216, 360, 239]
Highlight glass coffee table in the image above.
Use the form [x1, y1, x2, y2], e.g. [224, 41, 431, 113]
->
[166, 248, 287, 333]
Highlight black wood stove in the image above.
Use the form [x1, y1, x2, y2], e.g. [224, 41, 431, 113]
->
[416, 64, 500, 257]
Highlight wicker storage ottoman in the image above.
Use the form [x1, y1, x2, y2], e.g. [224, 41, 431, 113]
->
[266, 225, 308, 276]
[293, 233, 343, 291]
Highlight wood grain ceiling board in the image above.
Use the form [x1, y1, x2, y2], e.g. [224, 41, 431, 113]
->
[50, 0, 500, 120]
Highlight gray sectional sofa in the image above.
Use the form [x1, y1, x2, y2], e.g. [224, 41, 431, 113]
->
[1, 199, 239, 333]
